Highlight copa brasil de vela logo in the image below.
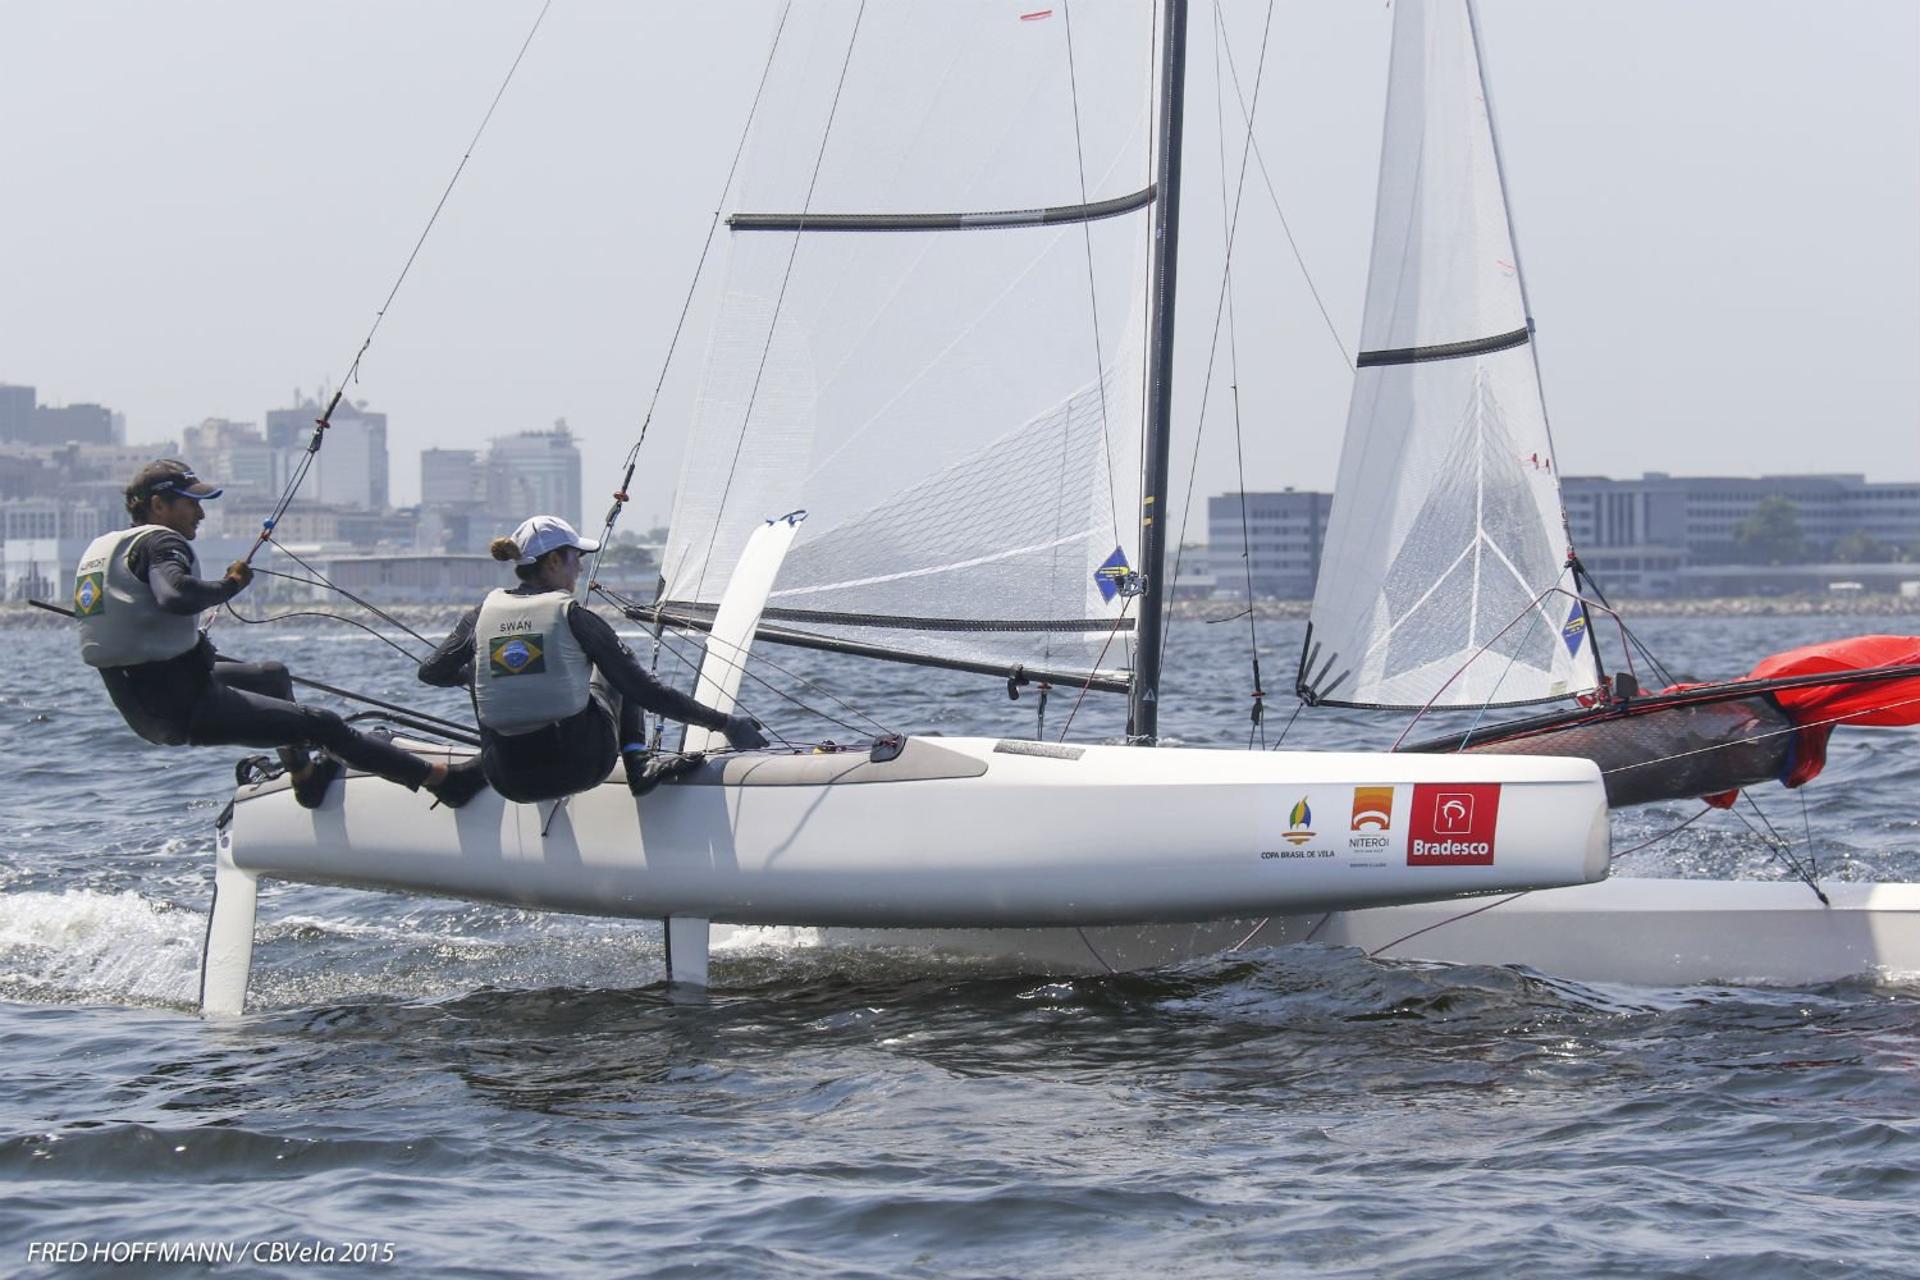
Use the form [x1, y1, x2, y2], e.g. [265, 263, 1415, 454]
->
[1406, 783, 1502, 866]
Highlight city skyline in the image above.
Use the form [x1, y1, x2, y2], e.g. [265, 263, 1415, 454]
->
[1, 1, 1914, 536]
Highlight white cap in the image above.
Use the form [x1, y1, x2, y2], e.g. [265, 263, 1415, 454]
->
[510, 515, 601, 566]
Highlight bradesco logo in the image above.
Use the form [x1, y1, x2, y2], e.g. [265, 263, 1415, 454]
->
[1407, 783, 1501, 866]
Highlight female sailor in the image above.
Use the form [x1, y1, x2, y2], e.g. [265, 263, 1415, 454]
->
[76, 459, 488, 809]
[417, 515, 767, 803]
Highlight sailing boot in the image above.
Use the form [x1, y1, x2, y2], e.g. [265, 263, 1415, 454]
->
[291, 755, 344, 810]
[627, 749, 705, 797]
[623, 744, 652, 796]
[426, 758, 490, 810]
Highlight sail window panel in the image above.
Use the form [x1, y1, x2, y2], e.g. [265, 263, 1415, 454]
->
[765, 354, 1144, 678]
[1314, 348, 1581, 708]
[663, 213, 1150, 682]
[1304, 0, 1598, 710]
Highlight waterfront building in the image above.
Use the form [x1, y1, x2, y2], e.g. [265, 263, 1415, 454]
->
[1203, 472, 1920, 600]
[0, 384, 121, 446]
[421, 448, 483, 507]
[1204, 490, 1333, 599]
[303, 553, 505, 604]
[485, 422, 583, 528]
[180, 419, 285, 501]
[0, 386, 32, 443]
[266, 395, 389, 510]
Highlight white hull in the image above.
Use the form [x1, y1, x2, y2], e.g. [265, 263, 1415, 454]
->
[203, 737, 1608, 1013]
[816, 877, 1920, 988]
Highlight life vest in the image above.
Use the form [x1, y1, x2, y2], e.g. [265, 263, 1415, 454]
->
[472, 589, 592, 735]
[73, 526, 204, 669]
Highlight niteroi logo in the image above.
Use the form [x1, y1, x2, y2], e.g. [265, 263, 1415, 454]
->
[1350, 786, 1393, 831]
[1407, 783, 1502, 866]
[1283, 797, 1316, 845]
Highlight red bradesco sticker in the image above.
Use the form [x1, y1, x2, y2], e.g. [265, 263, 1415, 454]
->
[1407, 783, 1502, 866]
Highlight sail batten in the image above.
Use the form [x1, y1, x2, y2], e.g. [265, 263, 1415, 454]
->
[1302, 0, 1600, 711]
[1356, 324, 1530, 367]
[730, 185, 1156, 233]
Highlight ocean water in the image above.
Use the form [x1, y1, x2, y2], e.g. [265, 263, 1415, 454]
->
[3, 613, 1918, 1278]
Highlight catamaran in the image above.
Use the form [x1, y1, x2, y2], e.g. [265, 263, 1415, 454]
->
[197, 0, 1917, 1014]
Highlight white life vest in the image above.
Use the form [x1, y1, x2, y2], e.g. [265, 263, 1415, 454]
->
[471, 589, 593, 735]
[73, 526, 204, 669]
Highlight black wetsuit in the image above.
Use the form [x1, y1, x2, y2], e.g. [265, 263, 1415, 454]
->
[419, 592, 729, 803]
[95, 531, 432, 788]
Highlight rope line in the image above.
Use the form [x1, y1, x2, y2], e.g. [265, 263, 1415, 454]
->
[597, 583, 893, 742]
[246, 0, 554, 566]
[691, 0, 867, 606]
[1212, 14, 1352, 370]
[260, 544, 435, 647]
[1058, 595, 1135, 742]
[1164, 0, 1275, 666]
[1210, 0, 1266, 751]
[586, 1, 795, 589]
[1611, 804, 1714, 858]
[1061, 0, 1126, 561]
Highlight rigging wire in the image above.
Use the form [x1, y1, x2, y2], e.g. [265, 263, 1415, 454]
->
[1366, 892, 1528, 960]
[1060, 0, 1127, 561]
[1729, 792, 1829, 904]
[690, 0, 868, 606]
[1163, 0, 1276, 665]
[1058, 597, 1136, 742]
[1209, 0, 1266, 750]
[221, 573, 428, 667]
[219, 603, 418, 666]
[1611, 804, 1714, 859]
[1268, 696, 1305, 749]
[593, 584, 895, 743]
[584, 1, 797, 591]
[1037, 1, 1127, 733]
[1211, 21, 1352, 371]
[261, 543, 437, 649]
[1361, 790, 1809, 956]
[242, 0, 555, 569]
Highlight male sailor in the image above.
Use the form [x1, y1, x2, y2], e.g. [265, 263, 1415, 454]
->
[417, 514, 768, 802]
[74, 459, 488, 809]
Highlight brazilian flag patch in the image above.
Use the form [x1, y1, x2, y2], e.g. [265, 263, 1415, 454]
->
[488, 633, 547, 677]
[73, 571, 105, 617]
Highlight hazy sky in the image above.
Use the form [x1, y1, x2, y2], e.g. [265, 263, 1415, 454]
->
[2, 1, 1915, 537]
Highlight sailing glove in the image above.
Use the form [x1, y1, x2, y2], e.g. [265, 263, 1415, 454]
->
[721, 713, 769, 751]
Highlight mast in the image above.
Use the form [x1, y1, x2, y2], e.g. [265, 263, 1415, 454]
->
[1127, 0, 1189, 744]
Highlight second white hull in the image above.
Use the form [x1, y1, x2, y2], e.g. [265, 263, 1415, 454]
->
[813, 877, 1920, 988]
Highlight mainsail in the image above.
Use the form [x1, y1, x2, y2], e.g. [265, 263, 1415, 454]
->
[661, 3, 1157, 687]
[1300, 0, 1602, 710]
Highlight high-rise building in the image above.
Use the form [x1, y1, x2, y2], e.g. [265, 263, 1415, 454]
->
[1206, 490, 1335, 599]
[31, 402, 118, 445]
[0, 386, 119, 446]
[181, 419, 283, 500]
[266, 395, 389, 510]
[485, 422, 583, 527]
[0, 385, 35, 443]
[421, 448, 483, 507]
